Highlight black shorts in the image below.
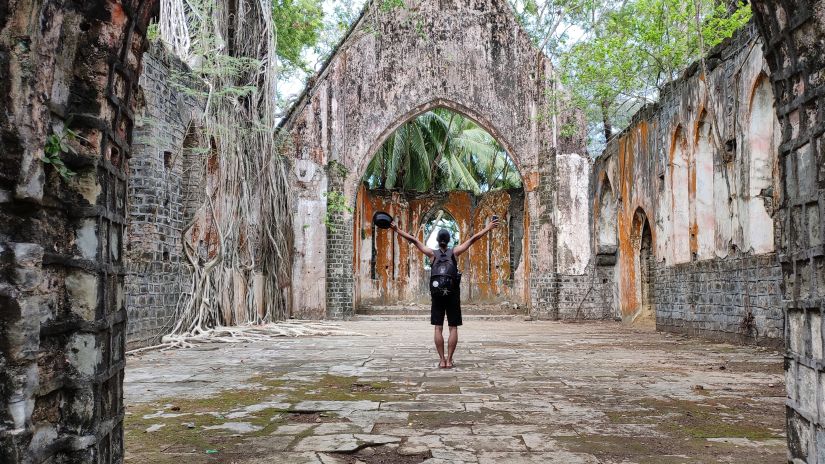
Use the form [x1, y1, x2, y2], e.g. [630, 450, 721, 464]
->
[431, 291, 462, 326]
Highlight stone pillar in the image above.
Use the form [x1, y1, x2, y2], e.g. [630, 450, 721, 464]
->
[751, 1, 825, 460]
[0, 1, 153, 461]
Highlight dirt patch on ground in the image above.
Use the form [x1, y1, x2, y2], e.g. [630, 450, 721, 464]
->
[335, 445, 431, 464]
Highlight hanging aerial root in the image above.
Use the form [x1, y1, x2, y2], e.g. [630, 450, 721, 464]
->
[126, 321, 364, 355]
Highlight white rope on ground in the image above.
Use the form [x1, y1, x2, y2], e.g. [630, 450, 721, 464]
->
[126, 321, 364, 355]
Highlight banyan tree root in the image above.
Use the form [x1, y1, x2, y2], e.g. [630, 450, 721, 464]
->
[157, 0, 294, 341]
[126, 321, 364, 355]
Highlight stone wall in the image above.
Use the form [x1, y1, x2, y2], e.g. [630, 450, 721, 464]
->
[282, 0, 586, 319]
[591, 24, 785, 343]
[0, 1, 154, 461]
[555, 266, 616, 320]
[655, 254, 783, 345]
[125, 42, 202, 349]
[750, 0, 825, 460]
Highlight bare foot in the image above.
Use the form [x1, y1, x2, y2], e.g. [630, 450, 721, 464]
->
[445, 359, 454, 369]
[439, 359, 447, 369]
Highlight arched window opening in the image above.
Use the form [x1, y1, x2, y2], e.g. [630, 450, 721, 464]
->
[422, 211, 461, 270]
[597, 178, 618, 256]
[670, 127, 691, 264]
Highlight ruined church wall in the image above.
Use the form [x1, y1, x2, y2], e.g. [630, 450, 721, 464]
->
[592, 24, 784, 343]
[125, 42, 203, 349]
[354, 186, 528, 308]
[553, 152, 608, 320]
[750, 0, 825, 459]
[283, 0, 586, 318]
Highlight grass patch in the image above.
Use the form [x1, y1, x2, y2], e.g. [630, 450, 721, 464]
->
[604, 397, 784, 440]
[126, 373, 410, 462]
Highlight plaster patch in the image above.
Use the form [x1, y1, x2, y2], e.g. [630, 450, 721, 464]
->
[75, 219, 98, 260]
[67, 334, 100, 377]
[66, 270, 98, 321]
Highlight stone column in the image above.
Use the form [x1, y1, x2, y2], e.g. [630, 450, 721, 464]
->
[0, 1, 153, 461]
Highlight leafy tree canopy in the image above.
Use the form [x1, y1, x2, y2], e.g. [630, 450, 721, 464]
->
[363, 108, 522, 195]
[273, 0, 325, 75]
[509, 0, 751, 155]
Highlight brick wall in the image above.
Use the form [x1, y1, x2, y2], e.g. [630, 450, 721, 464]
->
[126, 42, 202, 349]
[556, 266, 616, 320]
[325, 165, 354, 319]
[655, 254, 783, 346]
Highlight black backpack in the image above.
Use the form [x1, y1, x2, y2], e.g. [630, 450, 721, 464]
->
[430, 248, 461, 296]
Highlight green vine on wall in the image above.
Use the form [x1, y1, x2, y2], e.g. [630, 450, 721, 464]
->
[324, 191, 353, 232]
[42, 127, 78, 180]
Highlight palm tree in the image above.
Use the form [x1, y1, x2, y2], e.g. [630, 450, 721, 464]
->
[363, 108, 522, 193]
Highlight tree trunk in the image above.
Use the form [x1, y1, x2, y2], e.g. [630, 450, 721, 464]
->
[601, 99, 613, 142]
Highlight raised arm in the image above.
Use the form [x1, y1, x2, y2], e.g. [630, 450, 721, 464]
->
[390, 222, 435, 259]
[453, 217, 500, 257]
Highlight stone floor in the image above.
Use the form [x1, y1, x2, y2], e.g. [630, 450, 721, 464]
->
[124, 320, 786, 463]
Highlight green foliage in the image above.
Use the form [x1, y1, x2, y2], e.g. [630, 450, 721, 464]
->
[380, 0, 405, 12]
[324, 191, 353, 231]
[147, 21, 161, 42]
[362, 109, 522, 195]
[511, 0, 752, 155]
[42, 127, 78, 180]
[273, 0, 325, 74]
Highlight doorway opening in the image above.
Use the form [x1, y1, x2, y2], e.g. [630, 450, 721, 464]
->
[632, 208, 656, 325]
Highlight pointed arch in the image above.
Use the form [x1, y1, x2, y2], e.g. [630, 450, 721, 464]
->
[745, 73, 777, 254]
[630, 207, 655, 325]
[596, 175, 618, 254]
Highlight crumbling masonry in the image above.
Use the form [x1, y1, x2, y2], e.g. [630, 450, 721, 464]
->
[1, 0, 825, 461]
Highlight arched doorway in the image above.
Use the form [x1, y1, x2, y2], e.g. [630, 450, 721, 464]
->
[352, 107, 526, 310]
[631, 208, 655, 325]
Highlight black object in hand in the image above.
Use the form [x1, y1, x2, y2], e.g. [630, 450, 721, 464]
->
[373, 211, 393, 229]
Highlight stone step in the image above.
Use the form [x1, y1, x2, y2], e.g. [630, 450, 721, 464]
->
[356, 304, 528, 316]
[352, 314, 531, 321]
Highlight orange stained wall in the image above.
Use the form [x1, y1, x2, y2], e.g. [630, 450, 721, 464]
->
[354, 185, 528, 307]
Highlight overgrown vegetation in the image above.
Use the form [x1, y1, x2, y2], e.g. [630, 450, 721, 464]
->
[324, 191, 353, 231]
[362, 108, 522, 195]
[158, 0, 294, 340]
[42, 127, 78, 180]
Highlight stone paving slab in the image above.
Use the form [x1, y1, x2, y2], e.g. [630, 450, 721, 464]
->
[124, 320, 786, 463]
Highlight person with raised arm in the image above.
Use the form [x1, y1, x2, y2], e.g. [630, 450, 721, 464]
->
[390, 216, 500, 368]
